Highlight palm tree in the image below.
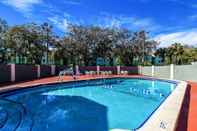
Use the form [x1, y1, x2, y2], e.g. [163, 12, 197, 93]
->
[155, 48, 167, 63]
[171, 43, 184, 65]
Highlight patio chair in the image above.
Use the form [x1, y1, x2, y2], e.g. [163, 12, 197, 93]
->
[85, 71, 90, 75]
[58, 68, 75, 81]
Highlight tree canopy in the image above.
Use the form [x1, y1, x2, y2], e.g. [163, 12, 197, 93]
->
[0, 18, 196, 66]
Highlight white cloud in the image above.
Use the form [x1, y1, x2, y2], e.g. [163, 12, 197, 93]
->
[98, 13, 160, 31]
[48, 13, 84, 33]
[191, 4, 197, 8]
[189, 15, 197, 21]
[64, 0, 81, 5]
[132, 18, 160, 31]
[48, 16, 70, 33]
[154, 29, 197, 47]
[1, 0, 42, 12]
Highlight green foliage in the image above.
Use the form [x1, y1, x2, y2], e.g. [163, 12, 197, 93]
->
[143, 61, 152, 66]
[114, 56, 123, 66]
[1, 17, 197, 66]
[155, 43, 197, 65]
[52, 25, 158, 66]
[0, 18, 8, 63]
[4, 24, 43, 64]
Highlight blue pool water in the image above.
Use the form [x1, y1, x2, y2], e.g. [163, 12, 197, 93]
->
[0, 78, 177, 131]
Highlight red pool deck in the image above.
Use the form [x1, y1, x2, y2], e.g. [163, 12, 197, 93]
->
[186, 82, 197, 131]
[0, 75, 197, 131]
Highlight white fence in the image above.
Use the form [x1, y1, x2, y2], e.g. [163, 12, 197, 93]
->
[141, 64, 197, 82]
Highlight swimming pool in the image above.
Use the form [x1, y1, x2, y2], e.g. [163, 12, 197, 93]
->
[0, 77, 178, 131]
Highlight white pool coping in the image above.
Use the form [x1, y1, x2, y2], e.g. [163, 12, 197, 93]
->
[137, 79, 187, 131]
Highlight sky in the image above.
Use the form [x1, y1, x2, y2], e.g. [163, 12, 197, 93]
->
[0, 0, 197, 47]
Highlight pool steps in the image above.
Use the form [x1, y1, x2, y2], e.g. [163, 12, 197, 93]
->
[0, 99, 33, 131]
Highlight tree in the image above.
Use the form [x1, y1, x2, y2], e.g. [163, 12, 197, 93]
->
[5, 26, 30, 62]
[155, 48, 167, 63]
[4, 23, 49, 64]
[66, 25, 117, 66]
[164, 43, 185, 65]
[113, 29, 134, 66]
[172, 43, 184, 65]
[0, 18, 8, 63]
[114, 30, 158, 66]
[24, 23, 47, 64]
[91, 27, 116, 65]
[67, 25, 92, 66]
[1, 17, 181, 66]
[155, 43, 195, 65]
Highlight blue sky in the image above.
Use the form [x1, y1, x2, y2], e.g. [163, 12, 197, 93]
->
[0, 0, 197, 47]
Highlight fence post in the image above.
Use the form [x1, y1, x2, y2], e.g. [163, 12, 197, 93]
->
[170, 64, 174, 79]
[138, 66, 142, 75]
[37, 65, 40, 78]
[51, 65, 56, 75]
[75, 65, 80, 75]
[10, 64, 15, 82]
[97, 66, 100, 75]
[151, 65, 155, 77]
[117, 66, 120, 75]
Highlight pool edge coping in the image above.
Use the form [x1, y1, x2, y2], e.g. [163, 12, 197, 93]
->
[137, 78, 187, 131]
